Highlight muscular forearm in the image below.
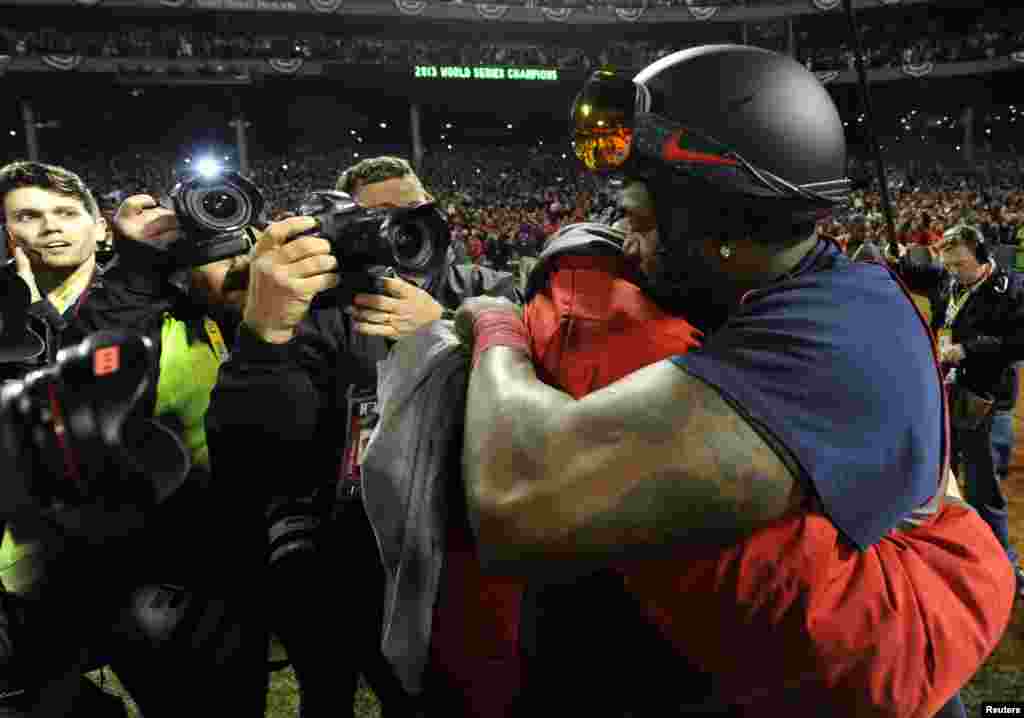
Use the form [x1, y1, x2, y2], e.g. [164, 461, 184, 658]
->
[463, 350, 798, 576]
[463, 347, 572, 545]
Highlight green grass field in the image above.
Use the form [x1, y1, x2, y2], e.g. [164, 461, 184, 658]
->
[86, 647, 1023, 717]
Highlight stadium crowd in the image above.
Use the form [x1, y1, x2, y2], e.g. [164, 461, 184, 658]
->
[799, 11, 1024, 70]
[48, 145, 601, 270]
[37, 141, 1024, 276]
[2, 8, 1022, 71]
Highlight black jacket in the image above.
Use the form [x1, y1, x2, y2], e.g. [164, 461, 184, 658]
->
[896, 254, 1024, 411]
[205, 265, 522, 503]
[2, 242, 186, 407]
[0, 245, 223, 552]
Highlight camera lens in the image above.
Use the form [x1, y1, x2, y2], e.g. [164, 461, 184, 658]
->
[183, 182, 252, 233]
[201, 191, 239, 221]
[390, 222, 433, 270]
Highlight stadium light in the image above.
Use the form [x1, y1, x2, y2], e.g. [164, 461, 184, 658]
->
[354, 153, 360, 158]
[506, 123, 512, 129]
[196, 157, 221, 178]
[282, 164, 288, 170]
[445, 123, 453, 129]
[380, 122, 387, 129]
[184, 158, 191, 164]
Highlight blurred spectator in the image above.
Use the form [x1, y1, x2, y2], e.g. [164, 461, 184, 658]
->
[7, 134, 1024, 281]
[7, 11, 1024, 70]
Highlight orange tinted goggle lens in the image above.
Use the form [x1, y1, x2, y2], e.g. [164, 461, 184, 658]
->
[573, 123, 634, 171]
[571, 70, 637, 172]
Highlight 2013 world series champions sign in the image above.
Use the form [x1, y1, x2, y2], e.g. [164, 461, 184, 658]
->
[413, 65, 559, 81]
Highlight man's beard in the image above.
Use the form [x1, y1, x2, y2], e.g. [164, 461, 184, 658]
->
[643, 238, 732, 335]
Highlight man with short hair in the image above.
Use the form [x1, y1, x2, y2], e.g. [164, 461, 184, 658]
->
[207, 155, 522, 718]
[3, 161, 107, 340]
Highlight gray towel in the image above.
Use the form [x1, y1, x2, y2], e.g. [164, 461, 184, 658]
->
[360, 320, 469, 695]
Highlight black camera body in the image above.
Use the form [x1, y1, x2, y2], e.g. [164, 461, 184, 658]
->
[168, 171, 266, 267]
[296, 190, 451, 281]
[0, 332, 188, 518]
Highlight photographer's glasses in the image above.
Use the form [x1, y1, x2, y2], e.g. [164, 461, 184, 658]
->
[570, 69, 851, 205]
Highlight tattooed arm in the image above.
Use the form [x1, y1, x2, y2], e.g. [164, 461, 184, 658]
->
[463, 346, 801, 576]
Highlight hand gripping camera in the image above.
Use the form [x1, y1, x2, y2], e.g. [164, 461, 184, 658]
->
[0, 331, 189, 519]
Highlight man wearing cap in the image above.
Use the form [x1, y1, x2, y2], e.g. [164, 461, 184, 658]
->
[454, 46, 1014, 717]
[892, 223, 1024, 597]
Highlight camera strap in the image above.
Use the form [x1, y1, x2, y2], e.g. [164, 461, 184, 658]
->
[336, 383, 379, 505]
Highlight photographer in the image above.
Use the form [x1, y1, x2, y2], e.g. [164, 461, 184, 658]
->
[0, 162, 194, 379]
[0, 164, 268, 715]
[891, 224, 1024, 597]
[206, 155, 521, 718]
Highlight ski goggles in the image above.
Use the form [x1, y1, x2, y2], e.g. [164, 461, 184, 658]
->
[570, 69, 851, 206]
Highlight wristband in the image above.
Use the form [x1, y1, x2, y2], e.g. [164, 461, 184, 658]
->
[471, 311, 529, 369]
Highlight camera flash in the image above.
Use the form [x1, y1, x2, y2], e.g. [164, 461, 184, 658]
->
[197, 157, 222, 179]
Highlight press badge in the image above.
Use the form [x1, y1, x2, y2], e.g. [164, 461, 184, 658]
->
[937, 329, 953, 355]
[339, 384, 379, 500]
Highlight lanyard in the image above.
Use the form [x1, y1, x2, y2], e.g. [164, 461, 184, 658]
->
[203, 318, 230, 362]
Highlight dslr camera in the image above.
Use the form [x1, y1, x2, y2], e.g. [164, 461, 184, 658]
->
[168, 170, 267, 267]
[0, 331, 189, 516]
[167, 172, 451, 283]
[296, 190, 451, 282]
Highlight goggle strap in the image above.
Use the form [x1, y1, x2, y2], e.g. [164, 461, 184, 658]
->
[737, 156, 851, 205]
[797, 178, 854, 202]
[635, 82, 652, 115]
